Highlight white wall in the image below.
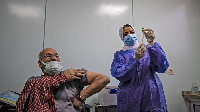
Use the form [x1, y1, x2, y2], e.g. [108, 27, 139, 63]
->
[0, 0, 200, 112]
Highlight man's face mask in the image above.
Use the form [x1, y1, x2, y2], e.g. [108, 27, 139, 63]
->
[124, 34, 138, 46]
[41, 61, 62, 76]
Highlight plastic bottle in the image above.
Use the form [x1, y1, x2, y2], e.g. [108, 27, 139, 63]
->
[191, 83, 198, 93]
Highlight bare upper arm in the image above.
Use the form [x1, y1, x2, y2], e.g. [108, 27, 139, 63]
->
[86, 71, 107, 84]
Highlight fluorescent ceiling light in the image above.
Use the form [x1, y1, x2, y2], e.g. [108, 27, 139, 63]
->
[9, 3, 42, 17]
[99, 4, 127, 16]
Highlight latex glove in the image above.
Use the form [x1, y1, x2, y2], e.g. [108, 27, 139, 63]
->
[134, 43, 147, 60]
[142, 28, 155, 46]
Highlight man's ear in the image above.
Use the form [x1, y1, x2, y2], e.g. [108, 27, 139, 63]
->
[38, 60, 43, 68]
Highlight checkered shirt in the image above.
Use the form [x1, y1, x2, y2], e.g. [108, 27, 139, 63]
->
[16, 73, 67, 112]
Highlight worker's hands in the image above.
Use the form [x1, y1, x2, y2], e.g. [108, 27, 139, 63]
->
[134, 43, 147, 60]
[142, 28, 155, 46]
[73, 97, 83, 110]
[63, 69, 84, 82]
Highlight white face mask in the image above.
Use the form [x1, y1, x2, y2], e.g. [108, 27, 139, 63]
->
[41, 61, 62, 76]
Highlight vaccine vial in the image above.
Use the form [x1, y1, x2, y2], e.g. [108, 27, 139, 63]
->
[142, 27, 145, 43]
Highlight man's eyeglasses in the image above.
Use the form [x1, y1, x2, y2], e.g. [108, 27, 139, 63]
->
[40, 53, 60, 60]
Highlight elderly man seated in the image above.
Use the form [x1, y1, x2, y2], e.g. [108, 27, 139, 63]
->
[16, 48, 110, 112]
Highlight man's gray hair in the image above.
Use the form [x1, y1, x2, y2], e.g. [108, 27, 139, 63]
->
[38, 51, 43, 61]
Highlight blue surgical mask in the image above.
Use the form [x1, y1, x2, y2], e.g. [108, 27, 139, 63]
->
[124, 34, 137, 46]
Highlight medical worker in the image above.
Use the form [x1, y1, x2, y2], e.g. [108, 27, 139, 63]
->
[110, 24, 169, 112]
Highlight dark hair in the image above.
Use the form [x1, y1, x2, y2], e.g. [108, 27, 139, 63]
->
[123, 24, 133, 29]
